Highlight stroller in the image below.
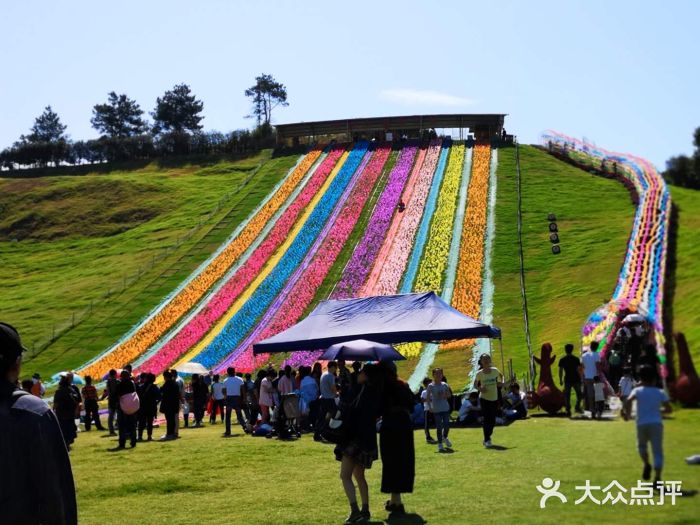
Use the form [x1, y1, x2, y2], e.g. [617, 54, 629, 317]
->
[274, 393, 302, 439]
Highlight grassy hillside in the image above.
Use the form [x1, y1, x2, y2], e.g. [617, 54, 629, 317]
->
[0, 151, 301, 376]
[669, 185, 700, 361]
[403, 145, 637, 383]
[3, 143, 698, 382]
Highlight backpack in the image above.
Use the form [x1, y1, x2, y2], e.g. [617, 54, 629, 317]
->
[322, 386, 363, 444]
[119, 391, 140, 415]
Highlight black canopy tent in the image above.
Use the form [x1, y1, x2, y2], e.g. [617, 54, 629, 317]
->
[253, 292, 501, 354]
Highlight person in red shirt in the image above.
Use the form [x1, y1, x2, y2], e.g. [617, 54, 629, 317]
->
[81, 376, 105, 431]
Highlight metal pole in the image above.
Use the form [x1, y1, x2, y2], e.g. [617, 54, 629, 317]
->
[499, 338, 506, 376]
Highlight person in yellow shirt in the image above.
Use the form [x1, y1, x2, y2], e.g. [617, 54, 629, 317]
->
[473, 354, 503, 448]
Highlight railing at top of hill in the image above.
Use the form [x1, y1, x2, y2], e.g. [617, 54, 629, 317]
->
[541, 131, 671, 381]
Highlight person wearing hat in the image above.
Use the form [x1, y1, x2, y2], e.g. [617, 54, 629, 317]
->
[0, 322, 77, 524]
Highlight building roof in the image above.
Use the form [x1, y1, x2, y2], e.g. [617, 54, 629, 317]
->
[275, 113, 507, 138]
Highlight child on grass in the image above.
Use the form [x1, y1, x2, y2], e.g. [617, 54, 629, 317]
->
[426, 368, 452, 452]
[593, 376, 606, 419]
[618, 367, 635, 417]
[623, 365, 672, 486]
[420, 377, 436, 444]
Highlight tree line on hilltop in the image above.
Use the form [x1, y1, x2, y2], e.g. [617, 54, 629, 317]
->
[663, 127, 700, 190]
[1, 74, 289, 170]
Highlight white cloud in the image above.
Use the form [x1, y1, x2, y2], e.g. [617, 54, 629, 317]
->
[379, 89, 477, 107]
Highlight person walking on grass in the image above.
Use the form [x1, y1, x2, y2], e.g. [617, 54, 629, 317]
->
[426, 368, 453, 453]
[336, 364, 382, 524]
[53, 375, 79, 449]
[81, 375, 105, 431]
[419, 377, 436, 444]
[137, 373, 160, 441]
[593, 376, 606, 419]
[618, 367, 635, 417]
[223, 367, 247, 435]
[209, 374, 225, 424]
[582, 341, 601, 415]
[101, 368, 120, 436]
[623, 365, 672, 486]
[558, 343, 583, 416]
[315, 361, 338, 442]
[159, 370, 181, 440]
[191, 373, 209, 427]
[172, 369, 185, 437]
[474, 354, 503, 448]
[115, 370, 138, 449]
[1, 322, 77, 525]
[379, 361, 415, 516]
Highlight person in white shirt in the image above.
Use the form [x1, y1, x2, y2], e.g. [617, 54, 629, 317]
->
[618, 367, 635, 413]
[504, 383, 527, 420]
[209, 374, 225, 424]
[278, 365, 295, 396]
[419, 378, 436, 444]
[457, 392, 481, 425]
[172, 369, 185, 437]
[222, 367, 247, 436]
[581, 341, 601, 415]
[592, 376, 606, 419]
[623, 365, 672, 486]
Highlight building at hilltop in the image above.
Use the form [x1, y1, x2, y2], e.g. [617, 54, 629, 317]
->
[275, 113, 508, 146]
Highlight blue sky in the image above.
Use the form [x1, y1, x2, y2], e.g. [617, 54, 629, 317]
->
[1, 0, 698, 168]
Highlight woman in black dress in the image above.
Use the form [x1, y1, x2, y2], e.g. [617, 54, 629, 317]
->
[335, 364, 381, 523]
[379, 361, 415, 515]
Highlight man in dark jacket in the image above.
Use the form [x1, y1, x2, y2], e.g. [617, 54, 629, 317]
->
[159, 370, 181, 440]
[101, 368, 120, 435]
[137, 373, 160, 441]
[0, 322, 77, 525]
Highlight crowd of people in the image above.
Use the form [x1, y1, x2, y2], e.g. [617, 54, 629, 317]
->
[2, 319, 676, 525]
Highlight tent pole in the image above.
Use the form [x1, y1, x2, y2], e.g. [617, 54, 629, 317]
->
[499, 338, 506, 376]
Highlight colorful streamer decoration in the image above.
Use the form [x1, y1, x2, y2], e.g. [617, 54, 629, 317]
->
[541, 131, 671, 379]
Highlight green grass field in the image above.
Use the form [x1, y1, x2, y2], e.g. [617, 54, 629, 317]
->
[69, 409, 700, 525]
[0, 151, 300, 376]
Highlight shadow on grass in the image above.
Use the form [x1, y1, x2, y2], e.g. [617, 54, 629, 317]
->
[529, 412, 570, 419]
[386, 512, 427, 524]
[566, 417, 616, 423]
[487, 444, 511, 451]
[107, 446, 133, 452]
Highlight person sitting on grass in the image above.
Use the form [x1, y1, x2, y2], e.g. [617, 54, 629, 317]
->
[504, 383, 527, 420]
[457, 391, 481, 426]
[623, 365, 672, 487]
